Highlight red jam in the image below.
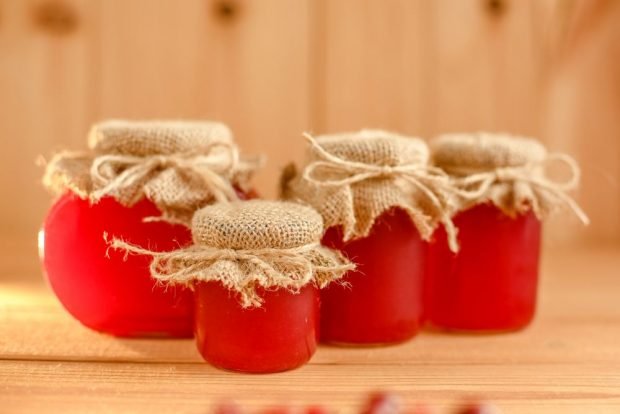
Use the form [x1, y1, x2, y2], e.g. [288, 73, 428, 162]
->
[426, 203, 542, 331]
[194, 282, 319, 373]
[320, 208, 426, 345]
[41, 192, 193, 337]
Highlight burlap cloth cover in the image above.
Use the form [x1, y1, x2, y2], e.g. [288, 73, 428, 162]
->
[108, 200, 354, 308]
[282, 130, 459, 250]
[430, 132, 589, 223]
[43, 120, 260, 224]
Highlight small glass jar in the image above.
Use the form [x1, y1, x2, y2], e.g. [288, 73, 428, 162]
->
[41, 120, 255, 337]
[121, 200, 351, 373]
[425, 133, 585, 332]
[426, 203, 541, 331]
[194, 282, 320, 373]
[321, 208, 427, 344]
[283, 131, 449, 345]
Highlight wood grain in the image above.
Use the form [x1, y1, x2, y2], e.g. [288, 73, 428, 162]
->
[1, 245, 619, 413]
[1, 359, 619, 414]
[540, 0, 620, 244]
[424, 0, 544, 137]
[315, 0, 427, 136]
[0, 0, 99, 238]
[0, 0, 619, 245]
[97, 0, 311, 199]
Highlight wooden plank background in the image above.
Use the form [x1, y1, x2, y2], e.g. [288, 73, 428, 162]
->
[0, 0, 619, 250]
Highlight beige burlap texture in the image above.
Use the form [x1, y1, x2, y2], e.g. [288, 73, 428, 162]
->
[108, 200, 355, 308]
[282, 130, 459, 251]
[431, 132, 589, 224]
[43, 120, 261, 224]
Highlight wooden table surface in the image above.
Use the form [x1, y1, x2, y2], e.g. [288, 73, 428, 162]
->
[1, 238, 619, 414]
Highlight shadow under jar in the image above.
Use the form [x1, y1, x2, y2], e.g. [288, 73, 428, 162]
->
[283, 130, 452, 345]
[41, 120, 256, 337]
[426, 132, 587, 332]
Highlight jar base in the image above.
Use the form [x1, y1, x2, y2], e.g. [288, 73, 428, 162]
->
[203, 356, 312, 374]
[424, 320, 534, 335]
[320, 338, 414, 348]
[320, 329, 419, 347]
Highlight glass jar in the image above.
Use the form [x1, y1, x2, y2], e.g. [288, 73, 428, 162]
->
[42, 193, 193, 337]
[40, 120, 257, 337]
[282, 131, 448, 345]
[426, 203, 541, 331]
[321, 208, 426, 344]
[426, 132, 586, 332]
[194, 282, 319, 373]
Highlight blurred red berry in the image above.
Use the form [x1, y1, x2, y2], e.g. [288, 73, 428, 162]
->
[213, 402, 242, 414]
[305, 406, 329, 414]
[361, 392, 402, 414]
[456, 403, 500, 414]
[406, 404, 433, 414]
[260, 407, 296, 414]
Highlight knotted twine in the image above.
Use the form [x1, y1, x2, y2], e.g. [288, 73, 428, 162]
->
[43, 120, 261, 224]
[430, 132, 589, 224]
[282, 130, 459, 251]
[108, 200, 354, 308]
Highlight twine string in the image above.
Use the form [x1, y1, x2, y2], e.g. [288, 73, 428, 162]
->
[89, 141, 240, 204]
[301, 132, 460, 251]
[450, 153, 589, 225]
[107, 235, 355, 307]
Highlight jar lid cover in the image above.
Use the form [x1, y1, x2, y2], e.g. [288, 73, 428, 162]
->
[192, 200, 324, 250]
[431, 132, 547, 174]
[310, 129, 429, 167]
[89, 120, 233, 156]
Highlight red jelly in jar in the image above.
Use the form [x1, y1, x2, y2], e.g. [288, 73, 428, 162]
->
[42, 193, 193, 337]
[195, 283, 319, 373]
[320, 208, 427, 344]
[184, 200, 348, 373]
[426, 203, 541, 331]
[424, 132, 562, 332]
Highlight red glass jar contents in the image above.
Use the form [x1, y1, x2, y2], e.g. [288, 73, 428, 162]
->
[40, 120, 258, 337]
[321, 208, 427, 344]
[42, 193, 193, 337]
[282, 131, 448, 345]
[195, 282, 319, 373]
[426, 203, 541, 331]
[426, 132, 587, 332]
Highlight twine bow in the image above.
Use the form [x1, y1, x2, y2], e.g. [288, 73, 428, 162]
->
[90, 141, 240, 205]
[450, 153, 589, 225]
[107, 235, 354, 308]
[301, 133, 460, 251]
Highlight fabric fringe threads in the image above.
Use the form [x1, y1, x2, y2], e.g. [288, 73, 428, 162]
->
[109, 200, 355, 308]
[430, 132, 589, 224]
[281, 130, 460, 251]
[43, 120, 262, 224]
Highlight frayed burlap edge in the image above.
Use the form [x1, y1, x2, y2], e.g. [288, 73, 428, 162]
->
[444, 154, 589, 224]
[42, 147, 261, 225]
[42, 151, 93, 199]
[108, 235, 355, 308]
